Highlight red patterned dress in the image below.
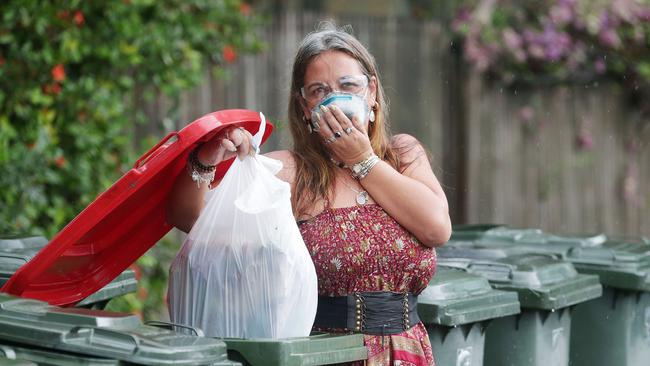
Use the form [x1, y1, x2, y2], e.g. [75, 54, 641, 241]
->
[299, 203, 437, 366]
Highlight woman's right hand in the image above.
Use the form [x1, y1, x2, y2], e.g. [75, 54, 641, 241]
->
[196, 126, 255, 166]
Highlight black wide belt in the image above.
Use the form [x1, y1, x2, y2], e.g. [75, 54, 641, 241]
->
[314, 292, 420, 336]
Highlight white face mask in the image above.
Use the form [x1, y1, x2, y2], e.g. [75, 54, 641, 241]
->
[311, 92, 369, 127]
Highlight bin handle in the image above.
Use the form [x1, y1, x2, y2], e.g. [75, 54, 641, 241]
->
[134, 132, 179, 169]
[145, 320, 205, 337]
[66, 326, 141, 354]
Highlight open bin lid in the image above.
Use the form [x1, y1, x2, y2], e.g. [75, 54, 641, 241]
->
[437, 251, 602, 311]
[417, 266, 520, 326]
[0, 237, 137, 308]
[0, 294, 238, 365]
[0, 110, 273, 307]
[450, 225, 650, 291]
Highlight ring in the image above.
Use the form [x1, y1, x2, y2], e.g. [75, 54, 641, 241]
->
[344, 127, 353, 134]
[334, 130, 343, 138]
[324, 136, 337, 144]
[311, 120, 320, 132]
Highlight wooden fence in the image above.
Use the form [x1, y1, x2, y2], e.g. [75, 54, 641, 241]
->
[143, 11, 649, 237]
[464, 74, 650, 236]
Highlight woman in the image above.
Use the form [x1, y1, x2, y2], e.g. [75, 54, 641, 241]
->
[168, 25, 451, 366]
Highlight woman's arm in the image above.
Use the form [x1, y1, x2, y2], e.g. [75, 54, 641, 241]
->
[359, 134, 451, 247]
[315, 105, 451, 248]
[166, 127, 254, 233]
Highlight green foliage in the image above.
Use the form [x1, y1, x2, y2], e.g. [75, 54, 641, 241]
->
[0, 0, 261, 317]
[0, 0, 261, 236]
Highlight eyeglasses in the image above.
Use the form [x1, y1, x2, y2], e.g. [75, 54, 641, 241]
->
[300, 75, 369, 104]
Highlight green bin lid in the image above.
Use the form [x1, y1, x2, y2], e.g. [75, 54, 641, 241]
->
[0, 358, 36, 366]
[0, 237, 48, 287]
[1, 342, 118, 365]
[0, 237, 137, 307]
[417, 266, 520, 326]
[450, 226, 650, 291]
[222, 332, 367, 366]
[437, 252, 602, 310]
[76, 270, 138, 308]
[0, 294, 238, 365]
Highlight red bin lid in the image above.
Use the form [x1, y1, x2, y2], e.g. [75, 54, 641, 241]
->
[0, 109, 273, 306]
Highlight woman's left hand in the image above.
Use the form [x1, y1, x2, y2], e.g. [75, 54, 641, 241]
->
[314, 104, 374, 165]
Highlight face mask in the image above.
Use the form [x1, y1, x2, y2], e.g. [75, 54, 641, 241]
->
[311, 92, 369, 127]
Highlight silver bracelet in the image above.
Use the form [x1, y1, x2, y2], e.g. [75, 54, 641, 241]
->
[186, 162, 216, 188]
[187, 146, 216, 188]
[350, 154, 380, 180]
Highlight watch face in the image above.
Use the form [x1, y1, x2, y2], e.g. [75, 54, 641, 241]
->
[353, 165, 362, 173]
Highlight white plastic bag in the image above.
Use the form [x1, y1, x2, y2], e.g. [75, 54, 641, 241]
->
[168, 117, 317, 339]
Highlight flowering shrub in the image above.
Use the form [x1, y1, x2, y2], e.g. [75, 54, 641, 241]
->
[452, 0, 650, 91]
[0, 0, 261, 238]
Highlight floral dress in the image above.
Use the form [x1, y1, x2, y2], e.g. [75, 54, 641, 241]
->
[299, 203, 437, 366]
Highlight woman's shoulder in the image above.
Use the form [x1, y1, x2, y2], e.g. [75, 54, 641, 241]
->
[390, 133, 426, 158]
[264, 149, 297, 184]
[390, 133, 420, 147]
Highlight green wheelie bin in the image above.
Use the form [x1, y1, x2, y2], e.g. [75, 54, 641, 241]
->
[0, 236, 137, 310]
[436, 250, 602, 366]
[0, 293, 240, 365]
[418, 266, 520, 366]
[450, 225, 650, 366]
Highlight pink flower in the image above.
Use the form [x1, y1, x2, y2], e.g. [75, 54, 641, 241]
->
[612, 0, 637, 22]
[465, 35, 492, 71]
[528, 44, 545, 59]
[519, 106, 535, 122]
[594, 59, 606, 74]
[622, 163, 638, 204]
[550, 4, 573, 26]
[576, 117, 594, 150]
[502, 28, 523, 50]
[599, 29, 621, 48]
[576, 132, 594, 150]
[451, 8, 472, 32]
[502, 28, 527, 62]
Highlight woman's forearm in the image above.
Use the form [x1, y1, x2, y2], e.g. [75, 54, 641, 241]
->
[360, 161, 451, 247]
[166, 171, 209, 233]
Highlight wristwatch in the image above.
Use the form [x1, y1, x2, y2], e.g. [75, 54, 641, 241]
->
[350, 154, 380, 180]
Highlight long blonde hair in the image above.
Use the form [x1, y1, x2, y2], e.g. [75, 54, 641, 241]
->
[289, 24, 402, 217]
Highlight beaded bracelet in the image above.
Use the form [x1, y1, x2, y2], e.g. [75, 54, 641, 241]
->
[187, 146, 216, 188]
